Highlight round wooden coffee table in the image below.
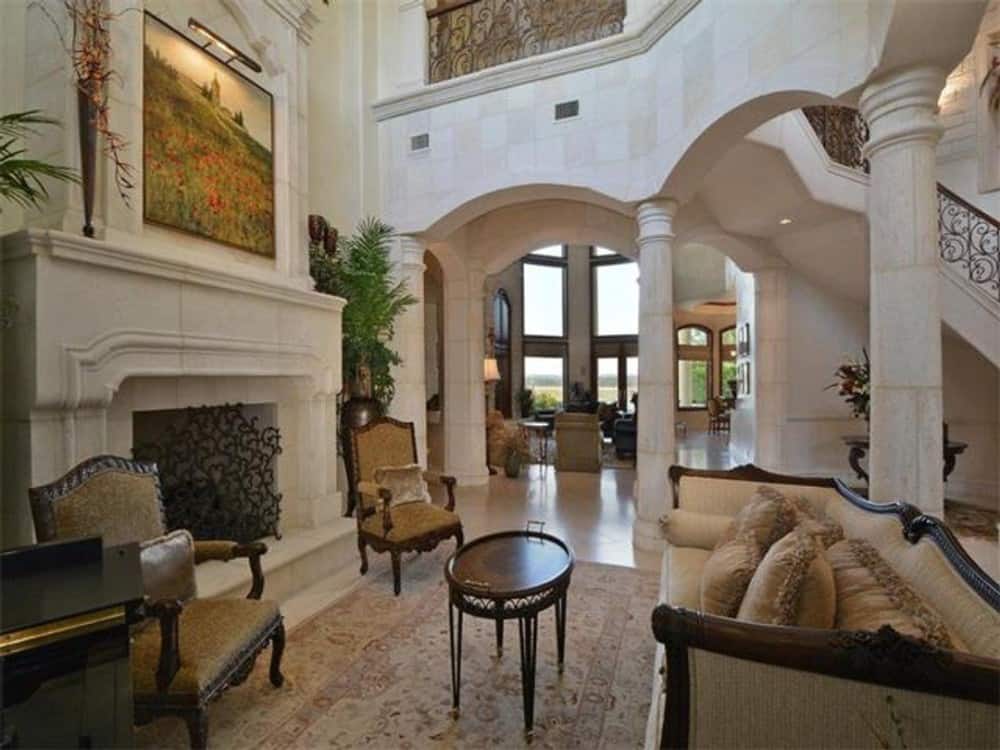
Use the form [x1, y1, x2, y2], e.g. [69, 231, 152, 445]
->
[444, 529, 574, 737]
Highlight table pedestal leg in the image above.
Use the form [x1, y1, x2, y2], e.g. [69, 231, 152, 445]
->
[495, 615, 504, 658]
[448, 602, 463, 718]
[554, 592, 567, 674]
[518, 613, 539, 737]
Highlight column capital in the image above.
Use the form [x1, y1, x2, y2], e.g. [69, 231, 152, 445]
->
[859, 66, 945, 159]
[396, 234, 426, 271]
[636, 198, 679, 245]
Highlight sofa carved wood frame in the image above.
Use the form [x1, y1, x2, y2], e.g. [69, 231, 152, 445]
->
[654, 464, 1000, 750]
[348, 416, 464, 596]
[29, 454, 286, 749]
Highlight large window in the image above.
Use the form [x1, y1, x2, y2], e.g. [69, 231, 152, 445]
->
[524, 356, 565, 410]
[594, 260, 639, 336]
[523, 261, 565, 337]
[677, 325, 712, 410]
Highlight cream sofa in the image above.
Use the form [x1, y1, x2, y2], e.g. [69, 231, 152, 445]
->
[646, 465, 1000, 750]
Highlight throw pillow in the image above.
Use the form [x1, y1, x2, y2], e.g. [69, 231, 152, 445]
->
[827, 538, 965, 651]
[660, 509, 732, 550]
[737, 527, 836, 628]
[716, 484, 799, 551]
[373, 463, 430, 506]
[700, 530, 764, 617]
[139, 528, 197, 604]
[789, 496, 845, 548]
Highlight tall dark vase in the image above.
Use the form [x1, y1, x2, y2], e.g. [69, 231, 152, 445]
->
[77, 86, 97, 238]
[339, 395, 381, 517]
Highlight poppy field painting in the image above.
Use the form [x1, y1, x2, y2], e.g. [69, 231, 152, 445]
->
[143, 13, 274, 256]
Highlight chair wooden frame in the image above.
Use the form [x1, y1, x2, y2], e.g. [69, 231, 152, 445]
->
[349, 417, 464, 595]
[29, 454, 285, 749]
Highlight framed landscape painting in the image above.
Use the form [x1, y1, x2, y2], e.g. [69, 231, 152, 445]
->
[143, 13, 274, 256]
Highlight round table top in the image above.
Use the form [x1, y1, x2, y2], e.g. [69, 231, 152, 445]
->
[519, 420, 551, 431]
[445, 531, 574, 599]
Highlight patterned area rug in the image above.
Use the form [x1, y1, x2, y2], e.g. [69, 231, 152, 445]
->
[136, 548, 659, 749]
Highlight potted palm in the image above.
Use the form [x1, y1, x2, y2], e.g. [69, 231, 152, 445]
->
[310, 217, 416, 513]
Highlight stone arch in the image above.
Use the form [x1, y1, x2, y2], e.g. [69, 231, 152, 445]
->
[660, 90, 842, 203]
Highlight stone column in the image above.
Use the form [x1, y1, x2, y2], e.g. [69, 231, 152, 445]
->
[860, 66, 946, 513]
[390, 235, 428, 465]
[752, 267, 788, 471]
[441, 263, 489, 484]
[634, 199, 678, 550]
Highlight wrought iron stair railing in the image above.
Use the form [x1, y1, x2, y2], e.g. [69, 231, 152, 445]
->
[803, 106, 1000, 304]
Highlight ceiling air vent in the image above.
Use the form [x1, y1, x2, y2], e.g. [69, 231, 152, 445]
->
[410, 133, 430, 152]
[554, 100, 579, 121]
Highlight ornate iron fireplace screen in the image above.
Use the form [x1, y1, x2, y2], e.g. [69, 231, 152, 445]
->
[134, 403, 282, 543]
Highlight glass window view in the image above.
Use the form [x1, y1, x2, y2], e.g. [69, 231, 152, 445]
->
[523, 263, 564, 337]
[592, 246, 616, 256]
[720, 325, 738, 398]
[530, 245, 564, 257]
[596, 357, 618, 404]
[595, 261, 639, 336]
[677, 326, 709, 346]
[525, 356, 564, 410]
[678, 360, 709, 408]
[626, 356, 638, 412]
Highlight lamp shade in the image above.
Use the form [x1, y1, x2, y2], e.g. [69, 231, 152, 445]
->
[484, 357, 501, 383]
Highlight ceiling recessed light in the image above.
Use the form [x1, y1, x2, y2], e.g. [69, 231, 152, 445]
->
[779, 217, 793, 225]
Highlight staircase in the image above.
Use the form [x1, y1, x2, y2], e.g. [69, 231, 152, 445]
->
[800, 106, 1000, 367]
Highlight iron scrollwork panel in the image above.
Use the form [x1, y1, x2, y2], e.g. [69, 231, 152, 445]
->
[134, 403, 282, 543]
[428, 0, 626, 84]
[938, 186, 1000, 303]
[801, 105, 870, 174]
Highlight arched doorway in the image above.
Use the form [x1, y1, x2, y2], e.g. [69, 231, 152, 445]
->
[492, 288, 512, 417]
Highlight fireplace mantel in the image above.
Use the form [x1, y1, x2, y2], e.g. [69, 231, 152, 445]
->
[1, 228, 344, 548]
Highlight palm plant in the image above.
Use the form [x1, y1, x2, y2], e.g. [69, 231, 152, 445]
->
[310, 217, 416, 409]
[0, 110, 78, 211]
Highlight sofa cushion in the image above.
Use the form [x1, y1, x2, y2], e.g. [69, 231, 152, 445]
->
[827, 539, 965, 651]
[716, 485, 799, 550]
[700, 531, 763, 617]
[788, 497, 844, 548]
[667, 546, 713, 609]
[737, 528, 835, 628]
[660, 510, 732, 550]
[676, 476, 842, 518]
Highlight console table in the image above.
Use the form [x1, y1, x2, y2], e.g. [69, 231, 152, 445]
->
[841, 434, 968, 484]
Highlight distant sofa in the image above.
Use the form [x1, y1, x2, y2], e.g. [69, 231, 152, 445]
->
[646, 465, 999, 749]
[554, 412, 602, 473]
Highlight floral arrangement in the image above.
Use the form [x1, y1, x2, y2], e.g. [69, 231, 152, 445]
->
[504, 429, 532, 462]
[827, 349, 871, 421]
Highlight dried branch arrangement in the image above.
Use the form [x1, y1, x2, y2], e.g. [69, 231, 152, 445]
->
[36, 0, 136, 205]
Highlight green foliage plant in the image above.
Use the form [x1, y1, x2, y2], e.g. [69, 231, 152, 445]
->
[0, 110, 78, 211]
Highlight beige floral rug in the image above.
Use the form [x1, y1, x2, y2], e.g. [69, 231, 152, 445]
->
[136, 547, 659, 749]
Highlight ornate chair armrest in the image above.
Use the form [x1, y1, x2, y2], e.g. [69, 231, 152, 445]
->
[426, 472, 458, 511]
[144, 598, 184, 692]
[193, 540, 269, 599]
[356, 481, 394, 534]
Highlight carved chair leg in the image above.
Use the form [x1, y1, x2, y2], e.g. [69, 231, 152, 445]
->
[185, 710, 208, 750]
[270, 621, 286, 688]
[391, 552, 402, 596]
[358, 538, 369, 575]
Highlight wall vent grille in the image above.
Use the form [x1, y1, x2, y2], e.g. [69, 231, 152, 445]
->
[410, 133, 430, 151]
[554, 100, 580, 120]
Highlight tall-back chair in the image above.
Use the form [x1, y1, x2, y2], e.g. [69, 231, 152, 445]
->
[349, 417, 463, 595]
[29, 455, 285, 749]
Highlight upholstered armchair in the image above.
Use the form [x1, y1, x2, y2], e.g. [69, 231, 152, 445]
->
[554, 412, 602, 472]
[349, 417, 464, 595]
[29, 455, 285, 749]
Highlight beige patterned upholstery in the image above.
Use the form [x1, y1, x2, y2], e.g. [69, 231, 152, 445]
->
[140, 530, 198, 604]
[353, 420, 418, 484]
[33, 467, 164, 546]
[132, 597, 281, 703]
[361, 502, 461, 543]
